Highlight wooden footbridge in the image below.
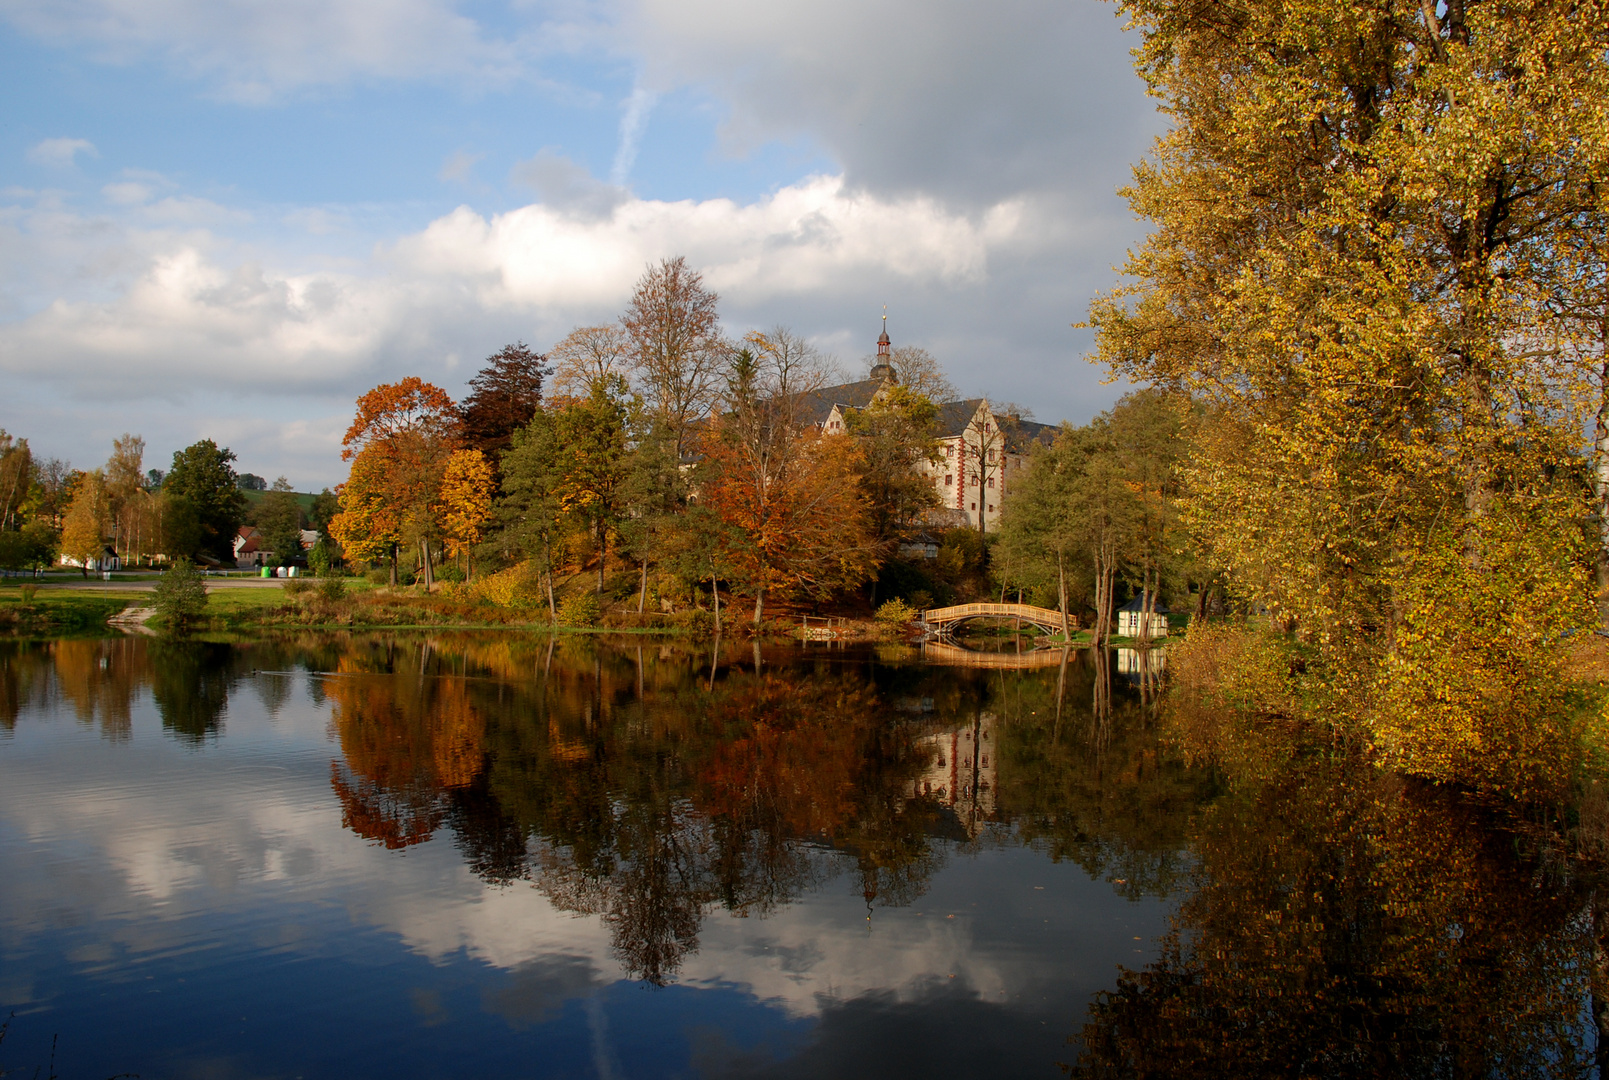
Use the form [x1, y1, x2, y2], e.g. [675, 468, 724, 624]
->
[922, 602, 1069, 637]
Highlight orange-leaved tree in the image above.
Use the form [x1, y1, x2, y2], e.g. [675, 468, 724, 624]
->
[703, 336, 877, 623]
[438, 448, 494, 580]
[339, 378, 460, 587]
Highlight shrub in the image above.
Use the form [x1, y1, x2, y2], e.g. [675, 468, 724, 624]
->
[365, 568, 390, 586]
[476, 562, 539, 608]
[906, 589, 935, 613]
[282, 578, 311, 597]
[558, 590, 600, 628]
[436, 563, 465, 584]
[318, 578, 347, 602]
[153, 558, 209, 628]
[875, 599, 918, 628]
[674, 608, 716, 637]
[18, 584, 37, 605]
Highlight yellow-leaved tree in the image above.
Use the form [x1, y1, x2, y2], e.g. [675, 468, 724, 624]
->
[1092, 0, 1609, 794]
[438, 448, 494, 581]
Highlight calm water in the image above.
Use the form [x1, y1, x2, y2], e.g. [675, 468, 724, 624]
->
[0, 634, 1602, 1079]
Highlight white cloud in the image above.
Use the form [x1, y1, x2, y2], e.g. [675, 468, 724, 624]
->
[26, 136, 97, 167]
[0, 174, 1022, 391]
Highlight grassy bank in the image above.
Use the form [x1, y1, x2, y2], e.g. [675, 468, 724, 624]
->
[0, 584, 143, 632]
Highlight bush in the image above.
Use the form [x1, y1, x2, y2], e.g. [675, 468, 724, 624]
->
[153, 558, 209, 628]
[365, 568, 390, 586]
[907, 589, 935, 613]
[673, 608, 716, 637]
[282, 578, 312, 597]
[18, 584, 37, 605]
[875, 599, 918, 628]
[558, 590, 600, 628]
[307, 539, 333, 578]
[436, 563, 465, 584]
[318, 578, 347, 602]
[475, 562, 539, 608]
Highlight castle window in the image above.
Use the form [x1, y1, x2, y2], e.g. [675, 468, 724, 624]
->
[944, 474, 952, 486]
[945, 445, 954, 459]
[988, 504, 994, 513]
[970, 475, 978, 486]
[987, 477, 995, 490]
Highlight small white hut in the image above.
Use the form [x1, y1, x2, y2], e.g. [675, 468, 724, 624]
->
[1117, 593, 1170, 638]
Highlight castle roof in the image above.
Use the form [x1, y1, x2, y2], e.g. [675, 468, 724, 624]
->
[793, 378, 887, 427]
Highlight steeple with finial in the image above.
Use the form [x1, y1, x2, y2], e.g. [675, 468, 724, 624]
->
[869, 307, 897, 383]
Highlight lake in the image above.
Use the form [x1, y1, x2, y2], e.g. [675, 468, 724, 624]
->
[0, 633, 1602, 1079]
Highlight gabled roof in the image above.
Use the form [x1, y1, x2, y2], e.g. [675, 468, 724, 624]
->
[931, 401, 1056, 451]
[1117, 592, 1170, 614]
[794, 378, 888, 427]
[934, 399, 985, 438]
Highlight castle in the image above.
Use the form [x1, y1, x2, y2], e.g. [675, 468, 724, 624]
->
[796, 319, 1055, 532]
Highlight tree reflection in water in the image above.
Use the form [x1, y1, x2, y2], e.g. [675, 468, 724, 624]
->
[1069, 747, 1606, 1077]
[2, 633, 1607, 1066]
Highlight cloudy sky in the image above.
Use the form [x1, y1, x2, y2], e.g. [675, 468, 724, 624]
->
[0, 0, 1161, 488]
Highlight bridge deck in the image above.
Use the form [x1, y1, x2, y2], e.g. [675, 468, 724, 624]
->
[923, 602, 1069, 630]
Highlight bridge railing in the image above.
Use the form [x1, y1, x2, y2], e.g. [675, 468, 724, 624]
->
[923, 602, 1068, 627]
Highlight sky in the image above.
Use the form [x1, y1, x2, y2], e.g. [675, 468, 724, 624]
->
[0, 0, 1164, 489]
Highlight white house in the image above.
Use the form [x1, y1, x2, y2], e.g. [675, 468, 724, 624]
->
[1117, 593, 1170, 638]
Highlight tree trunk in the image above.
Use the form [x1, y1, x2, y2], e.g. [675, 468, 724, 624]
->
[1057, 550, 1070, 640]
[711, 571, 722, 635]
[543, 537, 557, 625]
[389, 544, 398, 587]
[753, 585, 764, 626]
[420, 539, 434, 590]
[596, 525, 607, 595]
[638, 557, 649, 614]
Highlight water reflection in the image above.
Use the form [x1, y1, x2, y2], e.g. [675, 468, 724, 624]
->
[1070, 760, 1603, 1077]
[0, 633, 1605, 1076]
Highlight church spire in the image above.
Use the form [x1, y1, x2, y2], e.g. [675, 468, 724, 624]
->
[870, 308, 896, 383]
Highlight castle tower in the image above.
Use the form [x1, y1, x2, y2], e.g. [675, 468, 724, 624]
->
[869, 312, 897, 383]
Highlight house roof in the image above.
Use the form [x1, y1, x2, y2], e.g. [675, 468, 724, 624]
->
[931, 400, 1056, 452]
[1117, 593, 1170, 614]
[793, 378, 888, 427]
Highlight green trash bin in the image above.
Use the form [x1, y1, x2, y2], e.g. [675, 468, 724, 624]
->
[260, 566, 271, 578]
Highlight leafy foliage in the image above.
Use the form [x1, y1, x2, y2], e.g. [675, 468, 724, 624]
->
[153, 557, 209, 628]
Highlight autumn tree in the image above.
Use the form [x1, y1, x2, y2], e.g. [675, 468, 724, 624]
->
[328, 451, 402, 581]
[164, 440, 247, 564]
[341, 377, 460, 587]
[438, 449, 495, 580]
[997, 429, 1085, 639]
[60, 471, 109, 576]
[0, 431, 32, 533]
[550, 324, 631, 402]
[459, 343, 548, 460]
[704, 335, 877, 623]
[622, 256, 724, 461]
[554, 382, 631, 595]
[844, 383, 942, 567]
[1089, 0, 1609, 787]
